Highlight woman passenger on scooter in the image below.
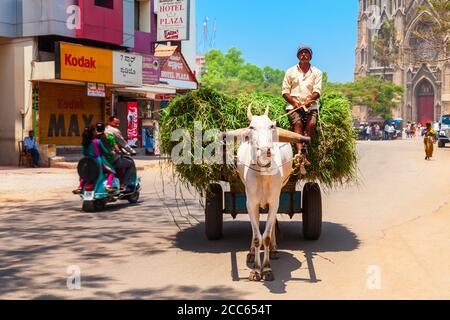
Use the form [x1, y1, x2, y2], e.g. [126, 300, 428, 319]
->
[95, 122, 135, 193]
[74, 125, 117, 193]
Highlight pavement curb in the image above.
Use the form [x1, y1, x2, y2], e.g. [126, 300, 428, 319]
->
[50, 162, 163, 171]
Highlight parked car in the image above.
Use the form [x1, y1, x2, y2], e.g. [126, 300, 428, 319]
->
[438, 114, 450, 148]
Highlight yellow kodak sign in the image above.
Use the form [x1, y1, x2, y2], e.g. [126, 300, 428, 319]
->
[58, 42, 113, 84]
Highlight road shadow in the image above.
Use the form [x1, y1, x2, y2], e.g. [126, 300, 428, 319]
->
[92, 284, 244, 300]
[0, 196, 187, 298]
[173, 220, 360, 254]
[172, 220, 360, 293]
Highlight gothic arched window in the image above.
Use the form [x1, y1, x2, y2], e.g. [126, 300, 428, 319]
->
[416, 79, 434, 96]
[409, 21, 438, 61]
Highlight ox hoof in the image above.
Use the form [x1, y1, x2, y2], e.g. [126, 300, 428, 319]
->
[262, 270, 274, 282]
[249, 271, 261, 282]
[270, 251, 280, 260]
[246, 253, 255, 264]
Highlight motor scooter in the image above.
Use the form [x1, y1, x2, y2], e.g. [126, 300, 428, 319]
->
[77, 153, 141, 212]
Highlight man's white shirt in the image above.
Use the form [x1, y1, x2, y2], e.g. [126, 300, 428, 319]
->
[282, 65, 322, 111]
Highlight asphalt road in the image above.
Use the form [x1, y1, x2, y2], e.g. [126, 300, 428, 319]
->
[0, 139, 449, 299]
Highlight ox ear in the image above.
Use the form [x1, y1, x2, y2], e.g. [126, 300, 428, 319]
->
[277, 128, 311, 144]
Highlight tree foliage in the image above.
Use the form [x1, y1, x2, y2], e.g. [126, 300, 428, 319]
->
[201, 48, 285, 95]
[327, 76, 404, 119]
[201, 48, 403, 120]
[373, 19, 400, 77]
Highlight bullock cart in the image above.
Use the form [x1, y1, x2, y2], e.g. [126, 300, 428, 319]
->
[204, 175, 322, 241]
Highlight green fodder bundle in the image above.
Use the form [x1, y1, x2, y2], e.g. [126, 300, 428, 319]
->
[307, 91, 358, 186]
[160, 87, 357, 195]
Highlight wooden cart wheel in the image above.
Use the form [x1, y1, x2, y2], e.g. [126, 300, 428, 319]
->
[205, 184, 224, 240]
[302, 182, 322, 240]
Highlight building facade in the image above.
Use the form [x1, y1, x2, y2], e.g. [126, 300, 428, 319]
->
[0, 0, 196, 165]
[354, 0, 450, 124]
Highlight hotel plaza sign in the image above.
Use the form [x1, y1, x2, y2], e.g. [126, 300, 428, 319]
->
[157, 0, 190, 41]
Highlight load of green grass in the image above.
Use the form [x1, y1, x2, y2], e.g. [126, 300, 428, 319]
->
[160, 87, 357, 195]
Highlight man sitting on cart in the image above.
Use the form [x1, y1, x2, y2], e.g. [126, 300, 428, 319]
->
[282, 44, 323, 172]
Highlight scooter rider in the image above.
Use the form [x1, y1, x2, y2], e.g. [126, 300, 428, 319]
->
[99, 121, 135, 192]
[106, 116, 137, 156]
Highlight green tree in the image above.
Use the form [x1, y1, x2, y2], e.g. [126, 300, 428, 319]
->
[373, 19, 400, 79]
[263, 66, 285, 85]
[201, 48, 285, 95]
[332, 76, 404, 119]
[201, 48, 403, 119]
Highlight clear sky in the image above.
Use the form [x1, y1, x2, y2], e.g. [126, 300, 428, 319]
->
[196, 0, 359, 83]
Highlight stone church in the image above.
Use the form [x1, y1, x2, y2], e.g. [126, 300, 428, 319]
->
[354, 0, 450, 124]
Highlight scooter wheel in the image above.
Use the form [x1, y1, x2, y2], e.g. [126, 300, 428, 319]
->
[82, 200, 106, 212]
[128, 192, 140, 204]
[82, 202, 95, 212]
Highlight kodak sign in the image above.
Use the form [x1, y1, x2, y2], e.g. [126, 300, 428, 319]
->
[57, 42, 113, 84]
[64, 54, 97, 69]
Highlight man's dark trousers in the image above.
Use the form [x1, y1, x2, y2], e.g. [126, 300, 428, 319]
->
[27, 148, 40, 166]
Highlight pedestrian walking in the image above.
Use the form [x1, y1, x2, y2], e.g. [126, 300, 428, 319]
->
[423, 122, 436, 160]
[384, 123, 390, 140]
[366, 125, 372, 141]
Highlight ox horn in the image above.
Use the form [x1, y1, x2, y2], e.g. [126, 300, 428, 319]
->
[247, 103, 253, 122]
[277, 128, 311, 144]
[264, 106, 270, 116]
[222, 128, 250, 139]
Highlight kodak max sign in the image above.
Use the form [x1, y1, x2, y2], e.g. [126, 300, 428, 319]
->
[57, 42, 113, 84]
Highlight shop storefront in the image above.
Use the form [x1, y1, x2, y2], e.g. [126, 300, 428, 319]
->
[112, 45, 198, 155]
[36, 82, 108, 146]
[111, 51, 180, 155]
[32, 42, 142, 149]
[112, 87, 176, 155]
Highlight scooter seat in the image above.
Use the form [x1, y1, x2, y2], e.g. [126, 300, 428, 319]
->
[77, 157, 100, 184]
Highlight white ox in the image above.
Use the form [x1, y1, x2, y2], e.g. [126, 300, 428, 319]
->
[226, 106, 310, 281]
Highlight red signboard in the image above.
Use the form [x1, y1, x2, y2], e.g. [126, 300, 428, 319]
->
[160, 52, 196, 82]
[127, 102, 139, 147]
